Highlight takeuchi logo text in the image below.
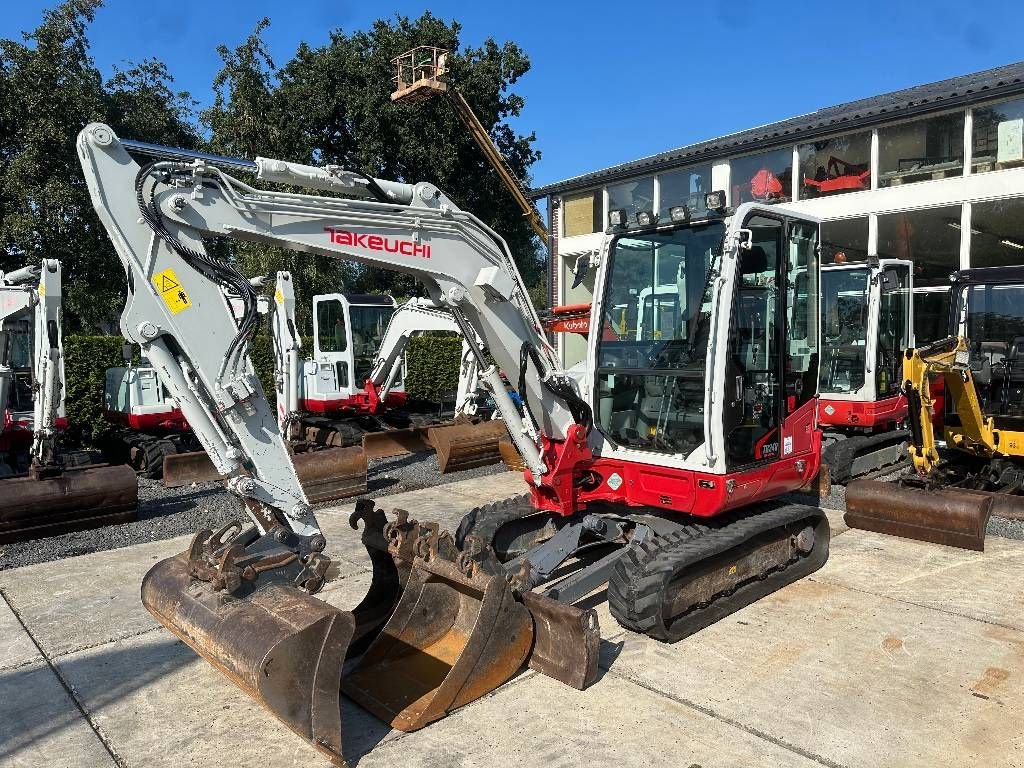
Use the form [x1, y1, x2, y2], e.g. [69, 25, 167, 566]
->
[324, 227, 431, 258]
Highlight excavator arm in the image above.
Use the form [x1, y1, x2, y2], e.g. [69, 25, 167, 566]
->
[29, 260, 65, 468]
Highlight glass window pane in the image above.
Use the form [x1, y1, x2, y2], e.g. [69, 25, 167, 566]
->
[563, 190, 602, 237]
[913, 290, 951, 344]
[730, 148, 793, 205]
[316, 299, 347, 353]
[785, 222, 819, 412]
[969, 197, 1024, 269]
[877, 206, 961, 284]
[798, 131, 872, 198]
[658, 166, 712, 220]
[607, 177, 655, 226]
[821, 217, 869, 263]
[971, 97, 1024, 173]
[820, 267, 870, 394]
[878, 112, 965, 188]
[349, 304, 396, 384]
[876, 264, 911, 397]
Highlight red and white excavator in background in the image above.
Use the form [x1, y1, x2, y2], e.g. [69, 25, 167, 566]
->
[817, 256, 914, 483]
[0, 259, 137, 542]
[80, 124, 835, 764]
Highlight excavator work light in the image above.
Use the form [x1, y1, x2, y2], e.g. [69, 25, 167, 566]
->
[608, 209, 627, 228]
[636, 210, 656, 226]
[668, 205, 689, 223]
[704, 190, 727, 212]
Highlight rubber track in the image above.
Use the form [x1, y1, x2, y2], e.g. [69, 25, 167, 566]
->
[608, 503, 829, 642]
[822, 431, 908, 484]
[139, 438, 177, 479]
[454, 493, 535, 560]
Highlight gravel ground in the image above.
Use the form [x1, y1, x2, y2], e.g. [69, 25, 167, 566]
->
[0, 451, 504, 572]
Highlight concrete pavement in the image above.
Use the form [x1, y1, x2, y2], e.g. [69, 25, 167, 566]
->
[2, 471, 1024, 767]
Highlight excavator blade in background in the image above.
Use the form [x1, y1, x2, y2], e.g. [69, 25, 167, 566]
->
[361, 426, 432, 459]
[162, 447, 367, 504]
[845, 479, 992, 551]
[427, 420, 509, 474]
[498, 438, 526, 473]
[141, 552, 353, 767]
[342, 532, 532, 731]
[0, 463, 137, 543]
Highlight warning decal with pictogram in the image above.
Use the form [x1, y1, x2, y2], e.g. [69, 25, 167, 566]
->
[152, 267, 192, 315]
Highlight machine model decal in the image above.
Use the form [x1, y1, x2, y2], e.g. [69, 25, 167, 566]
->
[755, 428, 780, 460]
[325, 227, 431, 259]
[152, 268, 192, 315]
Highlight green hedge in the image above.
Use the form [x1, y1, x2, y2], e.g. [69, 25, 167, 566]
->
[60, 332, 463, 447]
[63, 336, 128, 446]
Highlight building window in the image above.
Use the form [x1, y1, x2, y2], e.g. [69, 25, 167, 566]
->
[730, 148, 793, 205]
[972, 97, 1024, 173]
[607, 177, 655, 227]
[969, 197, 1024, 269]
[658, 165, 712, 219]
[798, 131, 872, 199]
[878, 112, 965, 187]
[877, 206, 961, 284]
[562, 190, 602, 237]
[821, 217, 869, 263]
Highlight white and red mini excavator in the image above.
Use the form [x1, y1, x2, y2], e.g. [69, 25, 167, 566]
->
[79, 124, 830, 765]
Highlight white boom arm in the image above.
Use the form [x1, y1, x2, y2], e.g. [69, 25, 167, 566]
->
[30, 260, 65, 466]
[271, 272, 302, 430]
[78, 124, 585, 538]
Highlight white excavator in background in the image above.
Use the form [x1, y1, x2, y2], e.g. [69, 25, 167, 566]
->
[79, 124, 831, 765]
[0, 259, 137, 543]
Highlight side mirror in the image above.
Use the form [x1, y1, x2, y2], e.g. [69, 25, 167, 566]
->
[122, 343, 134, 363]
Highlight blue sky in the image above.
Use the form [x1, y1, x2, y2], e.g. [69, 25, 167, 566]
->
[4, 1, 1024, 187]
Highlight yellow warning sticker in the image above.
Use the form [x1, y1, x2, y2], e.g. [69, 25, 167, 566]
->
[274, 287, 284, 305]
[37, 282, 45, 298]
[153, 268, 192, 315]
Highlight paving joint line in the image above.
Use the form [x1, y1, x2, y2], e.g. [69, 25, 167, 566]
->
[609, 668, 850, 768]
[0, 588, 128, 768]
[50, 624, 166, 660]
[808, 576, 1024, 633]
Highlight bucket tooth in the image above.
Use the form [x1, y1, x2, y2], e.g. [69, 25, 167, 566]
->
[845, 479, 992, 551]
[0, 464, 137, 543]
[141, 551, 352, 766]
[520, 591, 600, 690]
[427, 420, 509, 474]
[343, 526, 532, 731]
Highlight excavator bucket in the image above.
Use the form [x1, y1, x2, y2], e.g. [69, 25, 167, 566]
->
[162, 447, 367, 504]
[0, 464, 137, 543]
[845, 479, 992, 551]
[427, 420, 509, 474]
[141, 551, 353, 766]
[361, 427, 432, 459]
[343, 526, 532, 731]
[498, 438, 527, 473]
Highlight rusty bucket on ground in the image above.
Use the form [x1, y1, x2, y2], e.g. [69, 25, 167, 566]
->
[845, 479, 993, 551]
[361, 426, 432, 460]
[141, 552, 354, 766]
[162, 446, 367, 504]
[426, 420, 509, 474]
[343, 527, 532, 732]
[0, 463, 138, 543]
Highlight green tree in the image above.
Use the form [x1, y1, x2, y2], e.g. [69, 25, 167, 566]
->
[205, 13, 544, 313]
[0, 0, 197, 332]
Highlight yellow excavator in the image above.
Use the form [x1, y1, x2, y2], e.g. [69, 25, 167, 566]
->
[846, 266, 1024, 550]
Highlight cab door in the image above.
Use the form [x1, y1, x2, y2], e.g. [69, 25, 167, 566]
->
[724, 213, 819, 470]
[311, 295, 352, 398]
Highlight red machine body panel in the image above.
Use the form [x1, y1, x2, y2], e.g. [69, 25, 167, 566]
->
[818, 393, 907, 430]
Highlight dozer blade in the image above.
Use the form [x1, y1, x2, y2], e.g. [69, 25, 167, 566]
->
[520, 591, 600, 690]
[292, 447, 367, 504]
[427, 420, 509, 474]
[0, 463, 138, 543]
[343, 526, 532, 732]
[845, 479, 992, 551]
[161, 449, 222, 487]
[141, 553, 352, 766]
[361, 427, 432, 459]
[162, 447, 367, 504]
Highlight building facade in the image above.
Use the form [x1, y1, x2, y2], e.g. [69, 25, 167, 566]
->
[533, 62, 1024, 368]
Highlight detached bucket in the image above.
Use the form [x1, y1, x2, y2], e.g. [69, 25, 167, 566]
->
[141, 552, 353, 766]
[845, 479, 992, 551]
[0, 464, 137, 543]
[293, 447, 367, 503]
[343, 541, 532, 731]
[162, 450, 222, 488]
[427, 420, 509, 474]
[361, 427, 431, 459]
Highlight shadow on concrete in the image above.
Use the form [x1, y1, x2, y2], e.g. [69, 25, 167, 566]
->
[0, 636, 190, 764]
